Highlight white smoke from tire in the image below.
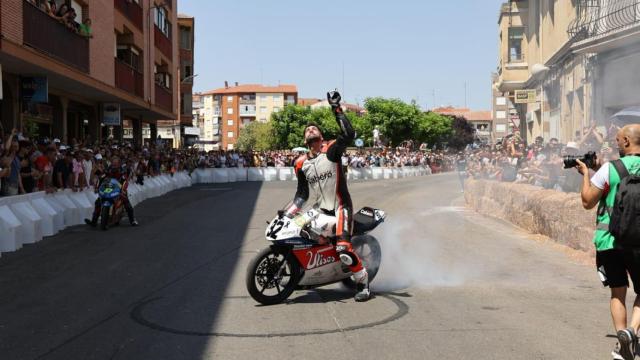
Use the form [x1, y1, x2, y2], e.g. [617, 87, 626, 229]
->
[370, 208, 485, 292]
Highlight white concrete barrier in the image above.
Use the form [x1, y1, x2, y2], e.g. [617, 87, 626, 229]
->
[0, 167, 434, 256]
[9, 201, 43, 245]
[0, 205, 21, 252]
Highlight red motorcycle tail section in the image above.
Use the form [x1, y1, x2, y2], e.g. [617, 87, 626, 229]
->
[293, 245, 338, 270]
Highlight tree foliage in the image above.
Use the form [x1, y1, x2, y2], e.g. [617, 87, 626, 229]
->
[235, 121, 276, 152]
[446, 116, 475, 150]
[267, 99, 457, 150]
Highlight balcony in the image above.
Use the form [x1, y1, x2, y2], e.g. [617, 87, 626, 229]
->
[155, 84, 173, 113]
[22, 1, 89, 73]
[115, 59, 143, 98]
[154, 26, 173, 59]
[569, 0, 640, 42]
[114, 0, 143, 30]
[239, 105, 257, 116]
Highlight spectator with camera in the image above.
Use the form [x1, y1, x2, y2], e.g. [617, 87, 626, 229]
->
[575, 124, 640, 360]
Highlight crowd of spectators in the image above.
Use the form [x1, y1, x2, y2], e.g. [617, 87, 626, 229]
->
[0, 129, 194, 197]
[0, 128, 456, 197]
[341, 148, 456, 174]
[464, 121, 620, 193]
[27, 0, 93, 38]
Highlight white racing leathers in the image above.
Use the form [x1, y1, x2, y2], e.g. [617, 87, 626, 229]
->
[285, 108, 368, 291]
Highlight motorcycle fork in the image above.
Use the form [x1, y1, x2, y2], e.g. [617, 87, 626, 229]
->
[274, 248, 296, 281]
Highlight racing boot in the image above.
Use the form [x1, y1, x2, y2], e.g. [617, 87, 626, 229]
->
[353, 269, 370, 302]
[84, 212, 99, 227]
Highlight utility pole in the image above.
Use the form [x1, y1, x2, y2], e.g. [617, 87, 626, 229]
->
[342, 61, 345, 99]
[432, 89, 436, 110]
[464, 82, 468, 108]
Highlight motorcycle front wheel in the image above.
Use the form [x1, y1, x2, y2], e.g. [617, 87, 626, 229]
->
[100, 205, 110, 231]
[341, 235, 382, 290]
[246, 246, 301, 305]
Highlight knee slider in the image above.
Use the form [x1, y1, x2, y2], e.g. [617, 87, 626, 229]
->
[338, 250, 359, 267]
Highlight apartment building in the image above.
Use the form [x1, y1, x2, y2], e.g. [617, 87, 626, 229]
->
[494, 0, 640, 145]
[433, 107, 494, 144]
[0, 0, 179, 145]
[200, 83, 298, 150]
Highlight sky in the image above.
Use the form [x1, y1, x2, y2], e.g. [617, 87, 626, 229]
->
[180, 0, 505, 111]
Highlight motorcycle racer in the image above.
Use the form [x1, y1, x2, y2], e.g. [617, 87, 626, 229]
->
[85, 155, 138, 228]
[284, 90, 370, 302]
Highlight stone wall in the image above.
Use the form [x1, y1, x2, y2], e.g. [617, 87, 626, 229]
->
[464, 179, 597, 256]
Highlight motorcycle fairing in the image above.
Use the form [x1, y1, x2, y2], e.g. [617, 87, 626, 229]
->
[294, 245, 350, 286]
[293, 245, 339, 270]
[353, 207, 386, 235]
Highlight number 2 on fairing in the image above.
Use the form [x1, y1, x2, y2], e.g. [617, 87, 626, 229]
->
[267, 220, 289, 239]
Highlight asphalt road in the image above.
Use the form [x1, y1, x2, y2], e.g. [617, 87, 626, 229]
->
[0, 174, 620, 359]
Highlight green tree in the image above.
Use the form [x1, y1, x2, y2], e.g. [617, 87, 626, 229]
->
[417, 112, 453, 147]
[271, 105, 312, 149]
[236, 121, 276, 152]
[363, 97, 422, 146]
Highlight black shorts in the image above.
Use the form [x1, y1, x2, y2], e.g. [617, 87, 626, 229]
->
[596, 248, 640, 294]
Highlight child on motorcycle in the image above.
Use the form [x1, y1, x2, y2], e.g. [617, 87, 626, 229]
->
[85, 155, 138, 228]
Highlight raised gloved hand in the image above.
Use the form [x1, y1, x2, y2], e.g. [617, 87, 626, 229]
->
[327, 90, 342, 112]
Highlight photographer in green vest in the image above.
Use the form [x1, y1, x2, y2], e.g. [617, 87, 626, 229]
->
[576, 124, 640, 360]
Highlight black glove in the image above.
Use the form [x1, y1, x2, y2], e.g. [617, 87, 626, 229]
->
[327, 91, 342, 112]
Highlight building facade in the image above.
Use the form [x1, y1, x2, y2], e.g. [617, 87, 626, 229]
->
[433, 107, 494, 144]
[200, 83, 297, 150]
[494, 0, 640, 146]
[1, 0, 180, 146]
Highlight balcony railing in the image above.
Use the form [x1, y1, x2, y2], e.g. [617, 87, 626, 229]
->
[115, 59, 143, 98]
[114, 0, 143, 30]
[239, 105, 257, 116]
[569, 0, 640, 41]
[155, 84, 173, 113]
[22, 1, 89, 73]
[154, 26, 173, 58]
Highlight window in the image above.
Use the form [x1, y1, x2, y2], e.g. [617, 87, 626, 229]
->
[286, 95, 295, 104]
[227, 131, 234, 138]
[227, 119, 233, 126]
[227, 107, 233, 115]
[181, 61, 192, 82]
[273, 107, 280, 113]
[260, 95, 267, 100]
[260, 106, 267, 114]
[155, 72, 171, 89]
[117, 46, 142, 71]
[496, 124, 507, 132]
[496, 97, 507, 106]
[273, 95, 281, 102]
[508, 27, 524, 62]
[260, 117, 267, 122]
[227, 96, 233, 102]
[155, 7, 171, 38]
[179, 26, 191, 50]
[496, 110, 507, 119]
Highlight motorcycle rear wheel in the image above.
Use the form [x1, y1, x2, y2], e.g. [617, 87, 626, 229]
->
[341, 235, 382, 290]
[246, 246, 301, 305]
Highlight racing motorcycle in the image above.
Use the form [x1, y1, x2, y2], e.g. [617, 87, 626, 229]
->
[97, 177, 126, 231]
[246, 205, 386, 305]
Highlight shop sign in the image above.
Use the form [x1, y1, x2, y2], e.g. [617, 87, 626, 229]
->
[514, 89, 536, 104]
[21, 76, 48, 104]
[103, 103, 121, 126]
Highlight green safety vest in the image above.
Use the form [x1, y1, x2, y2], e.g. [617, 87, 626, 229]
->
[593, 156, 640, 251]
